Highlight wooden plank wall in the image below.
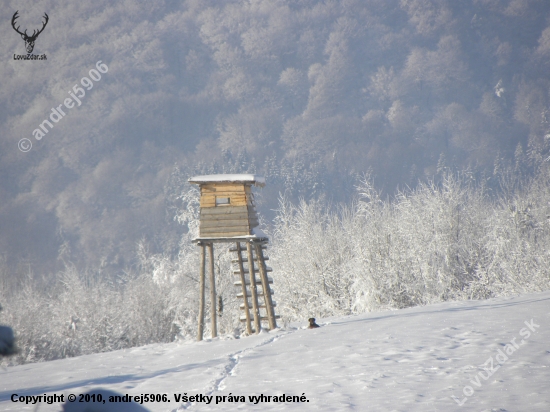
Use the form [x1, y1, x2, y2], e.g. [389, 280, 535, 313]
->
[198, 183, 260, 237]
[200, 184, 247, 208]
[244, 186, 259, 229]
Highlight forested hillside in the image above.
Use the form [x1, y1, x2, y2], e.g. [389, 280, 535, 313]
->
[2, 0, 550, 273]
[2, 0, 550, 365]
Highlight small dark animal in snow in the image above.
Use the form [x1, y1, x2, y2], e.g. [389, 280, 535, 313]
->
[308, 318, 320, 328]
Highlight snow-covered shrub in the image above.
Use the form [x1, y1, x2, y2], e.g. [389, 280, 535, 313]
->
[271, 170, 550, 322]
[270, 197, 356, 320]
[3, 167, 550, 365]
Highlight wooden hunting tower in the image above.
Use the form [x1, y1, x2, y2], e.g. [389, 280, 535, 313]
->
[189, 174, 279, 340]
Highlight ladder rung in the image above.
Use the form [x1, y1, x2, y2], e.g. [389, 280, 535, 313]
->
[240, 301, 276, 309]
[233, 267, 272, 275]
[234, 276, 273, 286]
[232, 257, 269, 263]
[240, 315, 281, 321]
[237, 289, 274, 298]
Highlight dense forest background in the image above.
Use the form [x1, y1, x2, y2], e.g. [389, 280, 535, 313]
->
[2, 0, 550, 364]
[2, 0, 550, 274]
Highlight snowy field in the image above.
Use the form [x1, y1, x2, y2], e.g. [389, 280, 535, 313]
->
[1, 291, 549, 412]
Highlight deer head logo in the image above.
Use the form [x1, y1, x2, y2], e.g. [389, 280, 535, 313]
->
[11, 11, 48, 54]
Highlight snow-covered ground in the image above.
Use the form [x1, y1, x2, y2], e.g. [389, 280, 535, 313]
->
[1, 291, 549, 411]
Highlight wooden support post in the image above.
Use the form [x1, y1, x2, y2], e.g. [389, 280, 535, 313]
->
[197, 243, 206, 341]
[246, 241, 261, 333]
[207, 243, 217, 338]
[255, 242, 277, 330]
[236, 242, 252, 335]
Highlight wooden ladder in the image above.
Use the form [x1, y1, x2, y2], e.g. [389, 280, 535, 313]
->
[229, 241, 279, 334]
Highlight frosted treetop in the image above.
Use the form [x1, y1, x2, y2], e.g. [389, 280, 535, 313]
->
[189, 174, 265, 187]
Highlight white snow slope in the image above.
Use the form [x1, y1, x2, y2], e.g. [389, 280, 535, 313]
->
[1, 291, 549, 412]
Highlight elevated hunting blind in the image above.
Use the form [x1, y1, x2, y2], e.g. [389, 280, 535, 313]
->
[189, 174, 264, 238]
[189, 174, 279, 340]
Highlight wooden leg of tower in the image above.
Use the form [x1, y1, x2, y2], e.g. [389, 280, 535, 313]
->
[197, 243, 206, 341]
[246, 241, 261, 333]
[207, 243, 217, 339]
[255, 242, 277, 330]
[236, 242, 252, 335]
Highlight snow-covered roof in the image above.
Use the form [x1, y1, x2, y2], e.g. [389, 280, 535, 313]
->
[188, 174, 266, 187]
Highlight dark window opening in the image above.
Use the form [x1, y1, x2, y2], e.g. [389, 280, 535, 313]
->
[216, 197, 230, 206]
